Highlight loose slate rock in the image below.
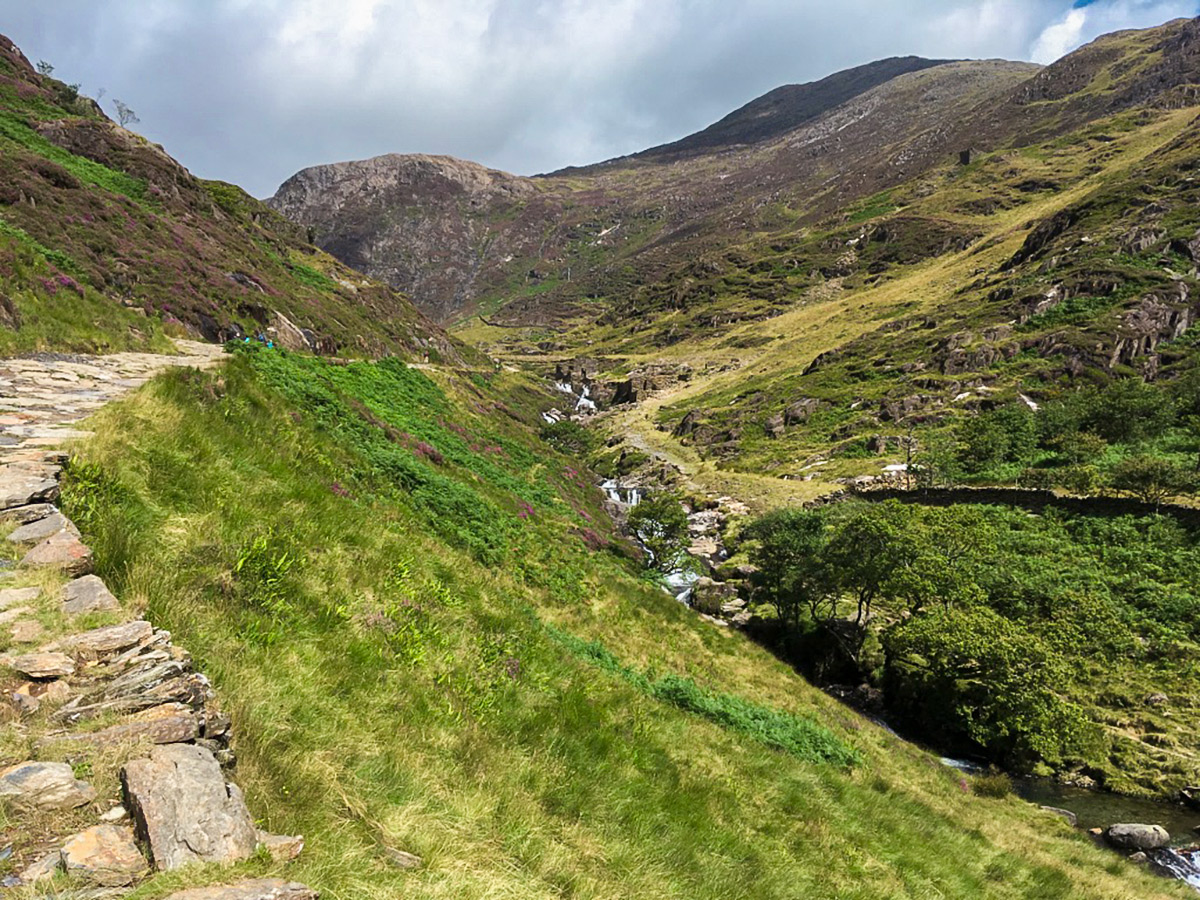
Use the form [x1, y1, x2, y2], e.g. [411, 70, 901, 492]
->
[61, 824, 148, 886]
[160, 879, 318, 900]
[56, 620, 153, 656]
[21, 529, 92, 574]
[62, 575, 120, 616]
[7, 509, 74, 544]
[17, 849, 62, 884]
[0, 650, 75, 678]
[0, 585, 41, 609]
[0, 760, 96, 809]
[0, 470, 59, 509]
[257, 831, 305, 862]
[40, 703, 199, 750]
[122, 743, 258, 870]
[0, 502, 58, 526]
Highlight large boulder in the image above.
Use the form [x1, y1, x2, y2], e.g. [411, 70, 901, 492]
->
[122, 743, 258, 870]
[0, 760, 95, 809]
[60, 824, 148, 886]
[1104, 823, 1171, 852]
[161, 879, 318, 900]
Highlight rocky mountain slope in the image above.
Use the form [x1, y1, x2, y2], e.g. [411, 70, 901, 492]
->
[582, 55, 953, 164]
[0, 37, 453, 359]
[269, 58, 1041, 324]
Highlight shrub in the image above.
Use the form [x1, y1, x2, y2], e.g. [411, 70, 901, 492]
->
[972, 772, 1014, 798]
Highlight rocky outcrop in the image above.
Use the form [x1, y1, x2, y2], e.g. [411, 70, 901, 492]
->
[269, 154, 538, 322]
[122, 743, 259, 870]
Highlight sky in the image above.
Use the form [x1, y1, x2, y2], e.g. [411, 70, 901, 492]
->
[2, 1, 1197, 197]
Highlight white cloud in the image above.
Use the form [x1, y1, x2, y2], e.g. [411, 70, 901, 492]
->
[1031, 7, 1087, 62]
[1030, 0, 1196, 64]
[0, 0, 1195, 195]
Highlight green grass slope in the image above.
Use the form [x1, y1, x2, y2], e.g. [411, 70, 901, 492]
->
[44, 349, 1190, 899]
[0, 37, 450, 358]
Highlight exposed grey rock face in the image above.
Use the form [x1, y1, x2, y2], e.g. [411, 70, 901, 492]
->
[1104, 823, 1171, 851]
[160, 879, 318, 900]
[122, 744, 258, 870]
[0, 760, 96, 809]
[268, 153, 537, 322]
[60, 824, 149, 886]
[62, 575, 121, 616]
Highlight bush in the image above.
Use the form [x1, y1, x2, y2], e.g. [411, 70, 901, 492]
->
[971, 772, 1014, 798]
[540, 419, 594, 456]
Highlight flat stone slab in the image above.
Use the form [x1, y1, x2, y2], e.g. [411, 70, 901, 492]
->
[122, 743, 258, 870]
[0, 470, 59, 509]
[21, 528, 93, 574]
[41, 703, 199, 749]
[0, 585, 41, 609]
[54, 620, 154, 656]
[7, 509, 75, 544]
[1, 650, 75, 678]
[0, 760, 96, 809]
[161, 880, 318, 900]
[61, 824, 148, 886]
[0, 502, 57, 525]
[63, 575, 121, 616]
[10, 618, 45, 643]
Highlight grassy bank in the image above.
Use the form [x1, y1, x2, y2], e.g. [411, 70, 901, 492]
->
[47, 349, 1189, 899]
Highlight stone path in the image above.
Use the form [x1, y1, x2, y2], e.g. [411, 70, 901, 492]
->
[0, 342, 314, 899]
[0, 340, 224, 462]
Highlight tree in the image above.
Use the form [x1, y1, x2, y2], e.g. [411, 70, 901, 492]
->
[743, 508, 834, 628]
[824, 502, 915, 625]
[112, 99, 139, 127]
[955, 404, 1037, 474]
[1080, 379, 1174, 445]
[626, 493, 691, 574]
[1109, 455, 1193, 507]
[884, 607, 1104, 768]
[35, 60, 54, 76]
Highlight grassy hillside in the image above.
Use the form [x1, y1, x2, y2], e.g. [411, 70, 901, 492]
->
[0, 37, 450, 358]
[50, 350, 1190, 899]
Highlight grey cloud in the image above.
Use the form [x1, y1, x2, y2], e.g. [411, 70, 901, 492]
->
[2, 0, 1196, 196]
